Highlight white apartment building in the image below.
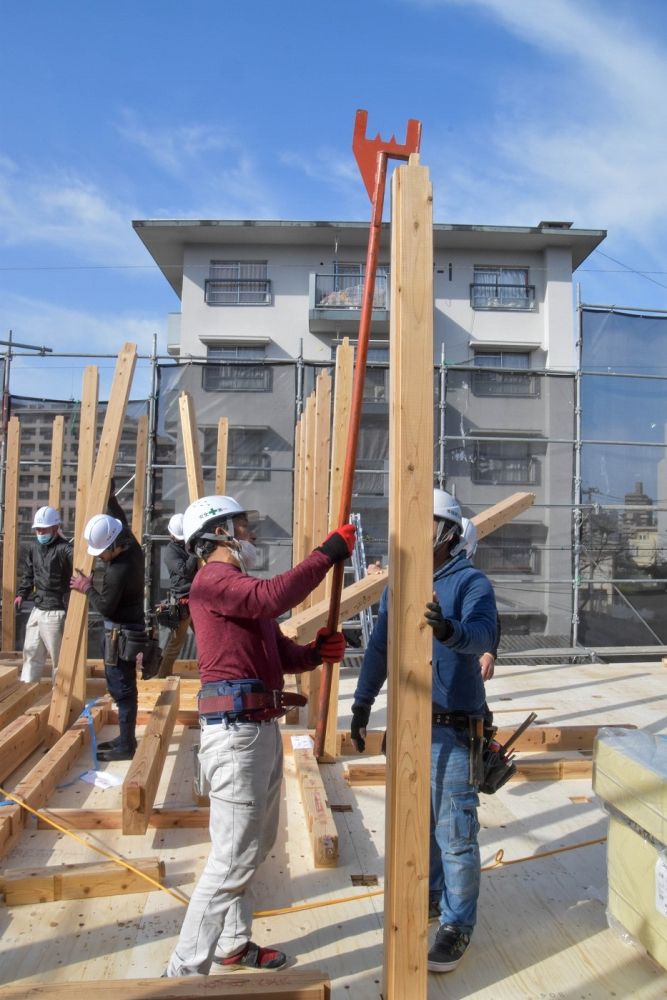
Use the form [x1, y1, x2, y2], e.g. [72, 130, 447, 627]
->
[134, 218, 606, 641]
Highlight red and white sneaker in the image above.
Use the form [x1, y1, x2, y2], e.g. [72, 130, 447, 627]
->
[215, 941, 287, 971]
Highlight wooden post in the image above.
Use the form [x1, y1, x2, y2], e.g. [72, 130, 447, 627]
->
[215, 417, 229, 494]
[322, 339, 354, 759]
[306, 372, 332, 725]
[72, 367, 98, 708]
[48, 415, 64, 510]
[1, 417, 20, 652]
[178, 392, 204, 502]
[383, 154, 433, 999]
[131, 414, 148, 540]
[48, 344, 137, 740]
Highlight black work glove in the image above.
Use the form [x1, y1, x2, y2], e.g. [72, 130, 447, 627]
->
[424, 598, 454, 643]
[351, 703, 371, 753]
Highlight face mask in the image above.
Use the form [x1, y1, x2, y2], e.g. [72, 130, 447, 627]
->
[237, 539, 258, 570]
[36, 533, 54, 546]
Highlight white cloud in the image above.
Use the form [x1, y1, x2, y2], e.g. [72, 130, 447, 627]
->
[410, 0, 667, 258]
[1, 292, 160, 398]
[118, 112, 279, 218]
[0, 157, 144, 263]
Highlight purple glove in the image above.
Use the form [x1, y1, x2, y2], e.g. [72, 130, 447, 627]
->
[13, 596, 23, 609]
[70, 572, 93, 595]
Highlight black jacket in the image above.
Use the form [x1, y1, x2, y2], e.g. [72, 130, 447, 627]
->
[164, 540, 198, 598]
[88, 536, 145, 625]
[17, 535, 73, 610]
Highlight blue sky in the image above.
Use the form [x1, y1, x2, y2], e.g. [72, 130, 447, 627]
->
[2, 0, 667, 397]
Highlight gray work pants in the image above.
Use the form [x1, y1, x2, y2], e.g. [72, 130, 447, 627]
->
[20, 607, 66, 683]
[167, 717, 283, 976]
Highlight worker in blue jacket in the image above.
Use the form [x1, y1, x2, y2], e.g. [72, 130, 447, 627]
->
[350, 488, 497, 974]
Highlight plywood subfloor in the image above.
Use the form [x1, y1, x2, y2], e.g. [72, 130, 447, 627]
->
[0, 659, 666, 998]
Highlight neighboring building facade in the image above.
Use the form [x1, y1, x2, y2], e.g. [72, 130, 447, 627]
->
[134, 218, 606, 640]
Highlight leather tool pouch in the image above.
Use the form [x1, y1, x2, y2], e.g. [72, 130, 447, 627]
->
[118, 629, 163, 679]
[103, 627, 120, 668]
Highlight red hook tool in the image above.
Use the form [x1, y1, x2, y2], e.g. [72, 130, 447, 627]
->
[313, 110, 422, 759]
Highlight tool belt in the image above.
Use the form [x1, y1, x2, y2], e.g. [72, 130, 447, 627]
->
[155, 595, 190, 629]
[104, 626, 163, 680]
[198, 679, 307, 722]
[432, 711, 472, 729]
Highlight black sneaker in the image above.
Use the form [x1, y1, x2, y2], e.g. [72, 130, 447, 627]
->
[427, 923, 470, 972]
[428, 892, 441, 922]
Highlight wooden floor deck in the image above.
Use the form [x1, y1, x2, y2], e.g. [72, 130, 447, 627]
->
[0, 657, 665, 998]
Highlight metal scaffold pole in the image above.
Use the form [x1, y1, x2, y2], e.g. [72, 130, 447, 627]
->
[572, 285, 583, 648]
[438, 343, 446, 489]
[144, 333, 159, 621]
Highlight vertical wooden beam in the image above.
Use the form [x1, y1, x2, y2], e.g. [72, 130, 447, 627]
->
[1, 418, 20, 652]
[48, 344, 138, 741]
[323, 339, 354, 759]
[72, 367, 98, 707]
[215, 417, 229, 495]
[383, 153, 433, 999]
[306, 372, 332, 725]
[178, 392, 204, 502]
[48, 416, 64, 511]
[131, 414, 148, 540]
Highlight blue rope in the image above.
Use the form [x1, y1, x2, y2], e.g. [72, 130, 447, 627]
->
[56, 698, 101, 789]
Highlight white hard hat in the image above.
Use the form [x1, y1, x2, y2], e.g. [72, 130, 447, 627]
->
[433, 489, 463, 529]
[84, 514, 123, 556]
[32, 506, 61, 529]
[168, 513, 185, 540]
[182, 495, 246, 551]
[460, 517, 478, 558]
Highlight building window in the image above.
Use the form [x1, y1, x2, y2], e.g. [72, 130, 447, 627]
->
[202, 426, 271, 482]
[471, 439, 539, 486]
[472, 351, 538, 397]
[470, 267, 535, 310]
[205, 261, 271, 305]
[475, 525, 541, 575]
[202, 345, 272, 393]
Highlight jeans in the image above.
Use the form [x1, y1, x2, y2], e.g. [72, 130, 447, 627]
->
[429, 724, 481, 934]
[102, 630, 139, 750]
[21, 607, 66, 683]
[167, 717, 283, 976]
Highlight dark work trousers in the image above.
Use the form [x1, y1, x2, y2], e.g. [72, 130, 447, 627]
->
[102, 636, 139, 751]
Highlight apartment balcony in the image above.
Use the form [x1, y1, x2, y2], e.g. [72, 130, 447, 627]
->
[309, 273, 389, 333]
[470, 283, 536, 311]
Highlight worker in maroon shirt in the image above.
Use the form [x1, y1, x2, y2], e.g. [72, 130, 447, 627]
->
[166, 494, 354, 977]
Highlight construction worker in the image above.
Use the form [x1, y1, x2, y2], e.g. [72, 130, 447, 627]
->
[70, 513, 146, 762]
[15, 506, 73, 683]
[350, 489, 497, 973]
[158, 513, 198, 678]
[166, 494, 354, 977]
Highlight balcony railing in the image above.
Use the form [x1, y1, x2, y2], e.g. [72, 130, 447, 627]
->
[205, 278, 272, 306]
[476, 545, 540, 575]
[472, 455, 540, 486]
[228, 453, 271, 483]
[470, 283, 535, 310]
[471, 370, 539, 397]
[314, 273, 388, 309]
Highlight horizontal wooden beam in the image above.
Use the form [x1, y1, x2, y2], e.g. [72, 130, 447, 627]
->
[122, 677, 180, 835]
[0, 682, 49, 729]
[38, 807, 211, 830]
[281, 491, 535, 644]
[0, 857, 165, 905]
[0, 703, 50, 783]
[344, 756, 593, 786]
[293, 748, 338, 868]
[0, 971, 331, 998]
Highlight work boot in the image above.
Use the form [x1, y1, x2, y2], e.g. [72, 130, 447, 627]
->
[97, 736, 122, 752]
[97, 743, 137, 762]
[214, 941, 287, 970]
[427, 924, 470, 972]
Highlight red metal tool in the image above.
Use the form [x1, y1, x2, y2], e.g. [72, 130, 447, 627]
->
[313, 110, 422, 759]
